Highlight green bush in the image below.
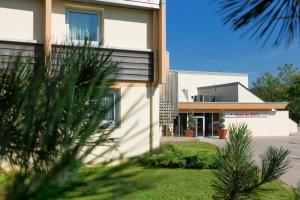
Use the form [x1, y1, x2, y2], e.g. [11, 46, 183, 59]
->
[141, 142, 219, 169]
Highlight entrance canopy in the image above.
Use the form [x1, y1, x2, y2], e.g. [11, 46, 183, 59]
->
[178, 102, 288, 112]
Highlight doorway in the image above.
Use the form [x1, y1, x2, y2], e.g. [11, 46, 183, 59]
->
[195, 116, 205, 137]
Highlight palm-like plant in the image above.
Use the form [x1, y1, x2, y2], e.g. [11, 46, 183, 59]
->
[0, 41, 119, 200]
[213, 123, 290, 200]
[217, 0, 300, 47]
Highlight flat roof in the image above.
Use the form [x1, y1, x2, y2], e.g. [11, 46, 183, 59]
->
[171, 69, 248, 77]
[178, 102, 288, 112]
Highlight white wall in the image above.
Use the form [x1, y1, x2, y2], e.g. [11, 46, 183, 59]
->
[86, 86, 161, 164]
[0, 0, 44, 42]
[238, 84, 263, 103]
[225, 111, 298, 136]
[177, 71, 248, 102]
[52, 0, 153, 50]
[0, 0, 153, 50]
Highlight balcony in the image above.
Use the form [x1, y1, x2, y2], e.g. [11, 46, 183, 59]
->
[0, 40, 153, 82]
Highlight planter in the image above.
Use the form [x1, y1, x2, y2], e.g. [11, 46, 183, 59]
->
[184, 130, 194, 137]
[218, 128, 227, 139]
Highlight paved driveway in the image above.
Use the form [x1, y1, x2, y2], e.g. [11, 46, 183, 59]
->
[201, 136, 300, 187]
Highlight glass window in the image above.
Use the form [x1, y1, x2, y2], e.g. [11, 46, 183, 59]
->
[67, 10, 100, 42]
[100, 90, 120, 124]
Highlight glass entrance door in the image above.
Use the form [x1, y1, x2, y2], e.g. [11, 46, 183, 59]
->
[195, 117, 205, 137]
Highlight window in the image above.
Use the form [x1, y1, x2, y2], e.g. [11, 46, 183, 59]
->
[98, 90, 120, 125]
[67, 10, 100, 42]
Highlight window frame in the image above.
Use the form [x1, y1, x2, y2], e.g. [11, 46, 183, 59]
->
[101, 89, 121, 127]
[66, 8, 103, 45]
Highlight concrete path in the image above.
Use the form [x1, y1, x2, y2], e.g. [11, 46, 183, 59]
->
[201, 136, 300, 187]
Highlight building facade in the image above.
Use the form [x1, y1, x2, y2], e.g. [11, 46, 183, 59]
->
[161, 70, 298, 137]
[0, 0, 169, 163]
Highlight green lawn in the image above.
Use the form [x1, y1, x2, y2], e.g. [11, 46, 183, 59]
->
[32, 165, 293, 200]
[30, 141, 293, 200]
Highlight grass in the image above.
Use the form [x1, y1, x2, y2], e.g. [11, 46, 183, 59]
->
[32, 165, 293, 200]
[1, 141, 294, 200]
[162, 141, 217, 152]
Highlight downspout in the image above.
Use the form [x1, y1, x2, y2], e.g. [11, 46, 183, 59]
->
[149, 9, 159, 153]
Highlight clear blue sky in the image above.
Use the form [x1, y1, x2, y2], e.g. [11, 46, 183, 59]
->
[167, 1, 300, 84]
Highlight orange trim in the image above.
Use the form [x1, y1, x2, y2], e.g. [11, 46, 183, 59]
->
[152, 9, 159, 87]
[111, 81, 152, 88]
[178, 102, 288, 112]
[158, 3, 168, 84]
[44, 0, 52, 57]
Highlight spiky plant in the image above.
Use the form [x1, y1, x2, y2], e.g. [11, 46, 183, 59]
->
[213, 123, 290, 200]
[217, 0, 300, 47]
[0, 41, 119, 200]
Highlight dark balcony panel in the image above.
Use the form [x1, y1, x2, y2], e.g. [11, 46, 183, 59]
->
[0, 41, 154, 82]
[0, 40, 43, 69]
[52, 45, 153, 82]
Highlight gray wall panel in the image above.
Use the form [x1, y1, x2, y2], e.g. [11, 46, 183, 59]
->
[0, 41, 153, 81]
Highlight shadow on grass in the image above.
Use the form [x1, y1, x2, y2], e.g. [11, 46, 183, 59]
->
[31, 160, 154, 200]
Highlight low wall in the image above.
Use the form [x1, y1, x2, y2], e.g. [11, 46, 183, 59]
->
[225, 111, 297, 136]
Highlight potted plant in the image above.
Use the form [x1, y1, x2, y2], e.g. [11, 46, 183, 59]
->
[185, 112, 195, 137]
[218, 110, 227, 139]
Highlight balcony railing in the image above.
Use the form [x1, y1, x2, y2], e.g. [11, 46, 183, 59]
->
[0, 40, 153, 82]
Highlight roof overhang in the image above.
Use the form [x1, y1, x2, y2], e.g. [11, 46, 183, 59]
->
[70, 0, 161, 9]
[178, 102, 288, 112]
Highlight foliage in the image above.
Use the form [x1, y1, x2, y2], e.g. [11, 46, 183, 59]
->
[141, 141, 219, 169]
[187, 112, 195, 131]
[218, 110, 225, 129]
[292, 181, 300, 200]
[14, 166, 293, 200]
[0, 41, 119, 200]
[217, 0, 300, 47]
[251, 64, 300, 123]
[213, 123, 290, 200]
[288, 76, 300, 124]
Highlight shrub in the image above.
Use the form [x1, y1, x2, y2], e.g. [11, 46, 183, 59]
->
[212, 123, 290, 200]
[141, 142, 219, 169]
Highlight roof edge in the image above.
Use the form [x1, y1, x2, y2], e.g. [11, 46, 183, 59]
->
[171, 69, 248, 77]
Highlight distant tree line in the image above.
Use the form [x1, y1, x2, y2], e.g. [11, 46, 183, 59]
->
[251, 64, 300, 124]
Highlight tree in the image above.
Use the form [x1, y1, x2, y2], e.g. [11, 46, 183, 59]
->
[213, 123, 290, 200]
[288, 76, 300, 124]
[217, 0, 300, 47]
[251, 64, 300, 122]
[0, 42, 119, 200]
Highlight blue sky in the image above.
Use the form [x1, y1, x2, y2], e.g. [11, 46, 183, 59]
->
[167, 1, 300, 84]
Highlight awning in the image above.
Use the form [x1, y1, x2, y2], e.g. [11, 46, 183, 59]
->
[178, 102, 288, 112]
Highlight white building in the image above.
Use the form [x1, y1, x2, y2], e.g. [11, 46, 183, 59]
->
[0, 0, 169, 163]
[160, 70, 298, 137]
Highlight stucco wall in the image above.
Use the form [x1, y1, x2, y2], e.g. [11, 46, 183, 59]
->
[0, 0, 44, 42]
[225, 111, 297, 136]
[52, 0, 153, 50]
[238, 84, 263, 103]
[0, 0, 153, 50]
[86, 86, 161, 164]
[177, 71, 248, 102]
